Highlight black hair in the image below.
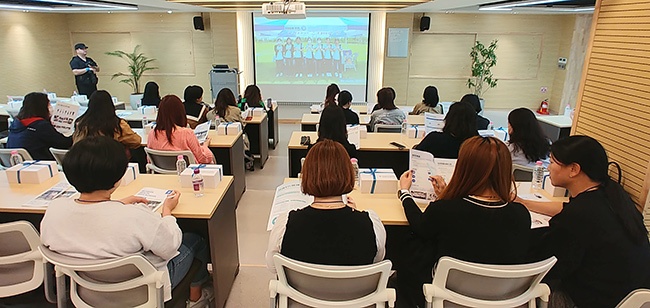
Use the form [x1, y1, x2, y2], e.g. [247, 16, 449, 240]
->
[183, 85, 203, 104]
[75, 90, 122, 138]
[318, 105, 348, 145]
[141, 81, 161, 107]
[422, 86, 439, 108]
[325, 83, 340, 107]
[508, 108, 550, 162]
[337, 90, 353, 107]
[460, 94, 482, 113]
[551, 136, 648, 244]
[17, 92, 50, 120]
[63, 136, 128, 193]
[377, 88, 397, 110]
[214, 88, 238, 118]
[443, 101, 478, 141]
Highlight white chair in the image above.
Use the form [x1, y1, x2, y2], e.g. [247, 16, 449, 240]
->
[513, 163, 534, 182]
[270, 254, 396, 308]
[374, 124, 402, 133]
[617, 289, 650, 308]
[49, 148, 68, 169]
[0, 148, 33, 169]
[423, 256, 557, 308]
[0, 221, 47, 298]
[144, 148, 196, 174]
[39, 246, 165, 308]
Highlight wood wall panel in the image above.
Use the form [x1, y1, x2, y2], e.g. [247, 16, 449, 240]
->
[573, 0, 650, 211]
[408, 34, 474, 78]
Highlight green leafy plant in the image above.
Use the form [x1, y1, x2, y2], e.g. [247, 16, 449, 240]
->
[105, 45, 157, 94]
[467, 40, 498, 98]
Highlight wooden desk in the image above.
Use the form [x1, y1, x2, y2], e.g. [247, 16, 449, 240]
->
[536, 115, 572, 142]
[0, 173, 239, 308]
[243, 114, 269, 168]
[267, 104, 279, 149]
[300, 113, 371, 131]
[116, 110, 156, 128]
[288, 131, 421, 177]
[135, 129, 247, 203]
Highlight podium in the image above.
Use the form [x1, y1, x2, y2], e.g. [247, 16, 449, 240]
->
[210, 65, 240, 103]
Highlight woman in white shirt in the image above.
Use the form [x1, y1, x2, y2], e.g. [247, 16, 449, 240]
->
[507, 108, 550, 167]
[40, 136, 212, 306]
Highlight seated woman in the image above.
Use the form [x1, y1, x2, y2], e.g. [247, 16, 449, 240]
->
[369, 87, 406, 131]
[207, 88, 254, 170]
[460, 94, 490, 130]
[507, 108, 550, 166]
[415, 101, 478, 159]
[238, 84, 266, 111]
[337, 90, 359, 125]
[370, 87, 395, 113]
[266, 139, 386, 273]
[148, 95, 215, 164]
[40, 136, 212, 305]
[322, 83, 340, 109]
[410, 85, 442, 115]
[307, 105, 357, 159]
[519, 136, 650, 308]
[73, 90, 142, 154]
[7, 92, 72, 160]
[397, 136, 532, 307]
[141, 81, 161, 107]
[183, 85, 211, 129]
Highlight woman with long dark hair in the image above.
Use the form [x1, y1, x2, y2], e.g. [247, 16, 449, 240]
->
[307, 105, 356, 159]
[141, 81, 161, 107]
[521, 136, 650, 307]
[73, 90, 141, 150]
[147, 95, 214, 164]
[7, 92, 72, 160]
[415, 101, 478, 159]
[460, 94, 490, 130]
[239, 84, 265, 110]
[323, 83, 340, 108]
[507, 108, 550, 166]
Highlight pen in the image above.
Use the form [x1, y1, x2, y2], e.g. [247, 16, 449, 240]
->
[534, 194, 543, 199]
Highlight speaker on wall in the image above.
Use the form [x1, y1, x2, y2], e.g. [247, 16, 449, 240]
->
[193, 16, 204, 31]
[420, 16, 430, 31]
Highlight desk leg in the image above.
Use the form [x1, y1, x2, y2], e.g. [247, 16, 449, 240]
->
[207, 183, 239, 308]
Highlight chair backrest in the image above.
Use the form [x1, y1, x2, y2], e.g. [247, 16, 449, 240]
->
[374, 124, 402, 133]
[513, 164, 534, 182]
[0, 148, 34, 169]
[144, 147, 197, 174]
[424, 256, 557, 308]
[271, 254, 395, 308]
[0, 221, 44, 298]
[38, 246, 165, 308]
[617, 289, 650, 308]
[49, 148, 68, 168]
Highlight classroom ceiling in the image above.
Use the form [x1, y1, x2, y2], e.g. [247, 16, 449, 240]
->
[0, 0, 595, 13]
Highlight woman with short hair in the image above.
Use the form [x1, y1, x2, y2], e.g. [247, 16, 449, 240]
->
[337, 90, 359, 125]
[7, 92, 72, 160]
[183, 85, 211, 129]
[410, 85, 442, 115]
[307, 105, 357, 159]
[239, 84, 265, 110]
[266, 140, 386, 274]
[369, 87, 405, 130]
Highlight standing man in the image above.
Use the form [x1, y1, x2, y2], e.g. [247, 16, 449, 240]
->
[70, 43, 99, 97]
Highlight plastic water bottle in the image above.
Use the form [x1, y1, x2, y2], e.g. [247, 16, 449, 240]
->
[564, 103, 572, 117]
[10, 150, 23, 166]
[532, 161, 544, 190]
[350, 158, 359, 187]
[192, 168, 204, 197]
[175, 155, 186, 178]
[214, 115, 221, 128]
[142, 116, 148, 129]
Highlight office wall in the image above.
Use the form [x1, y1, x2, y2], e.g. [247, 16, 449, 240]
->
[0, 11, 239, 102]
[573, 0, 650, 210]
[384, 13, 578, 111]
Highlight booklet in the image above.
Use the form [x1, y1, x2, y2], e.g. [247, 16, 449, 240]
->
[266, 182, 314, 231]
[530, 211, 551, 229]
[424, 112, 445, 135]
[194, 120, 211, 144]
[24, 182, 77, 207]
[51, 101, 80, 136]
[347, 124, 361, 149]
[409, 149, 457, 201]
[134, 187, 175, 212]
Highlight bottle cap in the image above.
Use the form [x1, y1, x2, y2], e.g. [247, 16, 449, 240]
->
[193, 168, 200, 174]
[10, 150, 18, 155]
[350, 158, 358, 163]
[536, 161, 543, 165]
[177, 155, 184, 160]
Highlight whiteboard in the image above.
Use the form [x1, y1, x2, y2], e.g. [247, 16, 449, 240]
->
[387, 28, 409, 58]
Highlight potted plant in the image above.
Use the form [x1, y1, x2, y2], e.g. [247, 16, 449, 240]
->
[467, 39, 498, 113]
[105, 45, 157, 109]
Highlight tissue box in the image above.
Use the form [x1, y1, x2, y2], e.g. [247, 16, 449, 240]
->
[249, 108, 265, 117]
[359, 168, 398, 194]
[310, 104, 321, 113]
[180, 164, 224, 189]
[8, 101, 22, 110]
[217, 122, 242, 135]
[543, 174, 568, 197]
[407, 125, 425, 138]
[138, 106, 156, 115]
[6, 161, 59, 184]
[120, 163, 139, 186]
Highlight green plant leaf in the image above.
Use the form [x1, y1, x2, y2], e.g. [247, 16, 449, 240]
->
[105, 44, 157, 94]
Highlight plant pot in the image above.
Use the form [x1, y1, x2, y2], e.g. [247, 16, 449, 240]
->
[479, 98, 485, 116]
[130, 94, 144, 110]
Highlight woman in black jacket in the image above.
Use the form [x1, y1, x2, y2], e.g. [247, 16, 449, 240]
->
[307, 105, 356, 159]
[7, 92, 72, 160]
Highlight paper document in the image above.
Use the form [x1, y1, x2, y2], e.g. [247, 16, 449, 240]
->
[409, 149, 458, 201]
[194, 120, 211, 143]
[51, 102, 80, 136]
[24, 182, 77, 207]
[424, 112, 445, 135]
[134, 187, 174, 212]
[518, 193, 551, 202]
[530, 211, 551, 229]
[347, 125, 361, 149]
[267, 182, 314, 231]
